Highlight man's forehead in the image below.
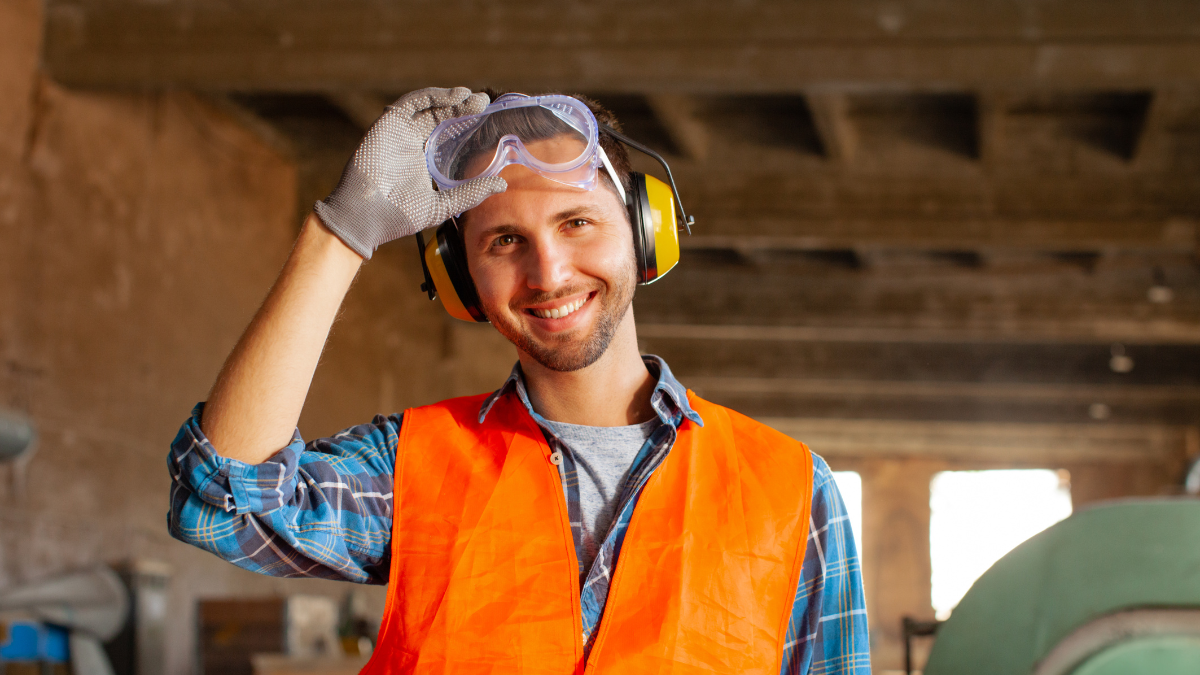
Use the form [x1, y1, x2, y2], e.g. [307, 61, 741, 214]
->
[460, 170, 624, 240]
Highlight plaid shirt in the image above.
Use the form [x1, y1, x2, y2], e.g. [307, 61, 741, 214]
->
[168, 356, 870, 674]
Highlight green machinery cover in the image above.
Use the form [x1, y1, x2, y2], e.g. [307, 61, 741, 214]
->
[923, 499, 1200, 675]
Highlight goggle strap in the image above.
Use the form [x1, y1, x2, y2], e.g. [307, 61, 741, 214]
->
[596, 146, 627, 204]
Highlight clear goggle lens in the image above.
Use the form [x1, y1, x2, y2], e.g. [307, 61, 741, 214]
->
[426, 94, 604, 191]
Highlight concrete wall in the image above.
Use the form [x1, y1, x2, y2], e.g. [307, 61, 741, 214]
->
[0, 2, 514, 673]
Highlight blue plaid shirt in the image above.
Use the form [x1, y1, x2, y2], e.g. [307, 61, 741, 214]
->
[168, 356, 870, 674]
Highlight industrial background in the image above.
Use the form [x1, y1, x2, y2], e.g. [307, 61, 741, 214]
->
[1, 1, 1199, 674]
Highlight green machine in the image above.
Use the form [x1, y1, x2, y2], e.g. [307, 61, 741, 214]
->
[923, 499, 1200, 675]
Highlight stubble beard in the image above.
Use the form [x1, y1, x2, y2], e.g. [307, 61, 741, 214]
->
[484, 254, 638, 373]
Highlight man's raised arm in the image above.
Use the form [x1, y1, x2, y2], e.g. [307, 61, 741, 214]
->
[196, 87, 507, 464]
[199, 214, 363, 463]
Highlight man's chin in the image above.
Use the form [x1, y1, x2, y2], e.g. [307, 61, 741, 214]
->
[499, 320, 613, 373]
[527, 342, 609, 373]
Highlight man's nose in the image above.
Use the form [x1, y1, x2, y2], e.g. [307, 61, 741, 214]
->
[524, 237, 573, 292]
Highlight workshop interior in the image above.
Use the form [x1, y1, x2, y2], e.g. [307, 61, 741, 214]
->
[2, 1, 1200, 674]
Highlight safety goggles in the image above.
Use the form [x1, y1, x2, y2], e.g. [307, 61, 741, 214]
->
[425, 93, 623, 194]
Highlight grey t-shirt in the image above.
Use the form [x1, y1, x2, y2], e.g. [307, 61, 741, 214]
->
[544, 417, 660, 574]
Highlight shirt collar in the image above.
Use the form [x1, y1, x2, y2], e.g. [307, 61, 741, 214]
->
[478, 354, 703, 428]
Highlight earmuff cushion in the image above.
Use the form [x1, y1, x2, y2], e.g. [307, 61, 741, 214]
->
[629, 173, 658, 283]
[433, 221, 488, 322]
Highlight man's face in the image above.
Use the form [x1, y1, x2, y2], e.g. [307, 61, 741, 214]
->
[460, 138, 637, 372]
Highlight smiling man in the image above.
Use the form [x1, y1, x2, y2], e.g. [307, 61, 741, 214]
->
[168, 88, 870, 674]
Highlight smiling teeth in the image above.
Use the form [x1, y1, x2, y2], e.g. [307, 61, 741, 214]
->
[533, 298, 586, 319]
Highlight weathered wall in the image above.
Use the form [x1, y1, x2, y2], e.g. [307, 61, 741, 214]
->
[0, 2, 514, 673]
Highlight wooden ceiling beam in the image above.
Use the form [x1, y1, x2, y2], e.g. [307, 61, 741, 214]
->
[976, 91, 1011, 168]
[44, 1, 1200, 91]
[1133, 88, 1199, 172]
[639, 338, 1200, 385]
[645, 94, 709, 162]
[632, 262, 1200, 346]
[636, 322, 1200, 347]
[806, 91, 858, 164]
[693, 386, 1200, 426]
[679, 217, 1198, 255]
[758, 417, 1191, 463]
[326, 91, 391, 130]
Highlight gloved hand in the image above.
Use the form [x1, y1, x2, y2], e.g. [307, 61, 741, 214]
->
[314, 87, 507, 259]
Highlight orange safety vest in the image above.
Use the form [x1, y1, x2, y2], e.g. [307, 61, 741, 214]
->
[361, 389, 814, 675]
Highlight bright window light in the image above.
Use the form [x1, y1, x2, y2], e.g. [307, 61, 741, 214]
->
[929, 469, 1072, 620]
[832, 471, 863, 556]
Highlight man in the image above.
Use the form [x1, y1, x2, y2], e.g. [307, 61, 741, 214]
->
[169, 87, 869, 674]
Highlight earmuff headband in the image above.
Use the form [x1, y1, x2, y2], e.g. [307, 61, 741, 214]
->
[599, 124, 694, 234]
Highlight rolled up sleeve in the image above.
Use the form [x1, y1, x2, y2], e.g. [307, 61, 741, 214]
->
[167, 403, 400, 584]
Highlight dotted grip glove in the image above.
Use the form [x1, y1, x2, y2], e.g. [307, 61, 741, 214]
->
[313, 87, 507, 259]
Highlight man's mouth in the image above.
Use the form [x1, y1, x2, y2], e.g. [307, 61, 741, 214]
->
[525, 293, 591, 320]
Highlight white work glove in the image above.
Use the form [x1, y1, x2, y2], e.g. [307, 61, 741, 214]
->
[314, 87, 507, 259]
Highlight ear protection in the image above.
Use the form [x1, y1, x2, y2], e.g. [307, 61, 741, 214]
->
[417, 128, 693, 323]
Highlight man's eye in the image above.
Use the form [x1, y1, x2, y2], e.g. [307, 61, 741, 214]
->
[567, 219, 589, 228]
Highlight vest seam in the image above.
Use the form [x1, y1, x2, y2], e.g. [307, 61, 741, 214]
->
[775, 443, 815, 671]
[509, 396, 588, 669]
[367, 405, 416, 671]
[583, 394, 702, 670]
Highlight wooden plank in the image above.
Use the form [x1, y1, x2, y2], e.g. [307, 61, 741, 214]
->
[679, 217, 1199, 255]
[637, 322, 1200, 347]
[758, 417, 1191, 462]
[199, 599, 286, 675]
[688, 385, 1200, 426]
[645, 338, 1200, 423]
[325, 91, 390, 131]
[633, 260, 1200, 346]
[43, 1, 1200, 52]
[1133, 88, 1198, 171]
[43, 1, 1200, 91]
[645, 94, 709, 162]
[976, 91, 1010, 168]
[640, 339, 1200, 386]
[807, 91, 858, 163]
[687, 376, 1200, 403]
[677, 171, 1200, 223]
[48, 42, 1200, 92]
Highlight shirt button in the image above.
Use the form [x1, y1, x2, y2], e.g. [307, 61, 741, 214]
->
[549, 450, 564, 466]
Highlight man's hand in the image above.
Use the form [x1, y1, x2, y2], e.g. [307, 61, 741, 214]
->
[314, 87, 508, 259]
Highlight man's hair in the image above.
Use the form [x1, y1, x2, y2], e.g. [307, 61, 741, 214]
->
[464, 89, 631, 195]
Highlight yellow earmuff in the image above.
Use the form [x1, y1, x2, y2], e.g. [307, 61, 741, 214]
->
[630, 173, 681, 284]
[418, 221, 487, 323]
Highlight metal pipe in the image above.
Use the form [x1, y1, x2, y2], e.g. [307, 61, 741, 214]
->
[0, 409, 36, 463]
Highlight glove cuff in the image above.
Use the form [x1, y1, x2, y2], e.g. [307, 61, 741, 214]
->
[313, 167, 409, 260]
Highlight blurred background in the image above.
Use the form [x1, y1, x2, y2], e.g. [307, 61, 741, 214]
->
[1, 1, 1199, 674]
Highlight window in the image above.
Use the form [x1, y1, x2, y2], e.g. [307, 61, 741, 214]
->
[832, 471, 863, 556]
[929, 469, 1072, 620]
